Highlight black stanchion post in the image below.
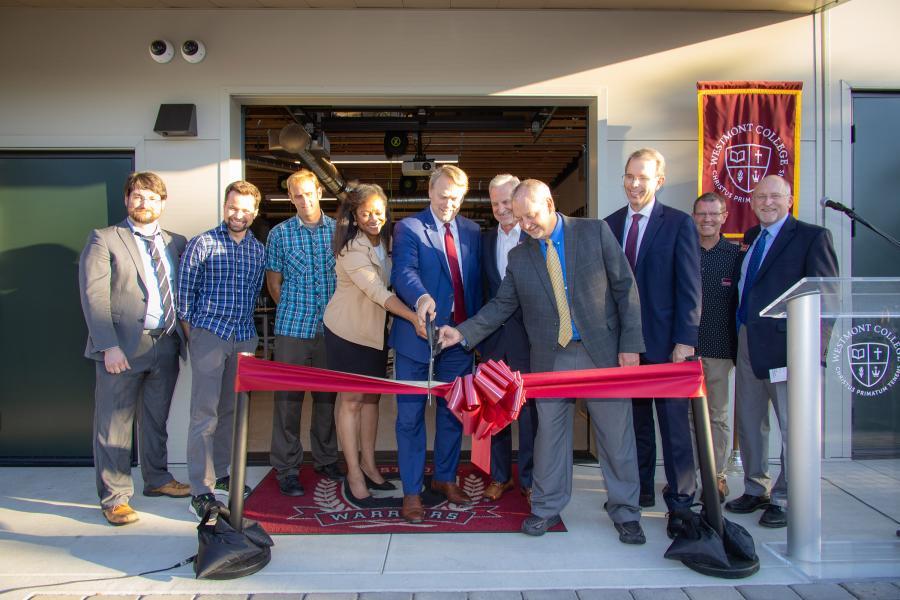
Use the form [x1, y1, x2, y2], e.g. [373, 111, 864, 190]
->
[229, 389, 251, 532]
[691, 393, 724, 537]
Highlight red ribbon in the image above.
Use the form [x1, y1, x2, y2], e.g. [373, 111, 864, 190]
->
[234, 355, 706, 474]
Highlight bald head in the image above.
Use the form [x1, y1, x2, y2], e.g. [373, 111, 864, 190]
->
[512, 179, 557, 239]
[751, 175, 793, 227]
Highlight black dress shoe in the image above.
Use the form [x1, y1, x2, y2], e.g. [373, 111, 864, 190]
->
[725, 493, 770, 514]
[343, 480, 395, 508]
[638, 493, 655, 508]
[278, 475, 305, 497]
[759, 505, 787, 528]
[614, 521, 646, 545]
[364, 472, 397, 491]
[315, 463, 345, 481]
[521, 513, 561, 536]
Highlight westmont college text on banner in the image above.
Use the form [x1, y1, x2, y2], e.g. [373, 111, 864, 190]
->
[697, 81, 802, 238]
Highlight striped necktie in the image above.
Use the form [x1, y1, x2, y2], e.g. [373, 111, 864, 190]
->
[546, 241, 573, 347]
[138, 233, 176, 335]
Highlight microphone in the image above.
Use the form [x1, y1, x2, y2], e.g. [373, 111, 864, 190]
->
[820, 197, 852, 214]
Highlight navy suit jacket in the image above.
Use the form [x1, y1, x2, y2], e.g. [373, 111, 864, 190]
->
[388, 208, 482, 364]
[478, 226, 530, 371]
[740, 216, 839, 379]
[605, 201, 701, 363]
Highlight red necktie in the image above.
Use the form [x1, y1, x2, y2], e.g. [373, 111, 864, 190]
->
[624, 214, 641, 270]
[444, 223, 467, 323]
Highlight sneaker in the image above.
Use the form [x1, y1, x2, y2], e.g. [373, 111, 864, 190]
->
[190, 493, 224, 521]
[278, 474, 305, 497]
[314, 462, 345, 481]
[213, 475, 251, 499]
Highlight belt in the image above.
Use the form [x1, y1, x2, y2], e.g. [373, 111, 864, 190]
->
[143, 328, 167, 337]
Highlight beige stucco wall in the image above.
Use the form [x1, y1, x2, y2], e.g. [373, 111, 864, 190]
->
[2, 0, 899, 461]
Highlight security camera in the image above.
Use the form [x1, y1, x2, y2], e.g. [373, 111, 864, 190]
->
[149, 39, 174, 64]
[181, 40, 206, 64]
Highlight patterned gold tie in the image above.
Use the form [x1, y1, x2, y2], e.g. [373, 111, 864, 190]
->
[546, 241, 573, 347]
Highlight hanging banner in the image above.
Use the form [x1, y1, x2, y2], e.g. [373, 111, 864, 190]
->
[697, 81, 802, 238]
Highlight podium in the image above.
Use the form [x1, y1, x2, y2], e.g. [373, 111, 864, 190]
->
[759, 276, 900, 565]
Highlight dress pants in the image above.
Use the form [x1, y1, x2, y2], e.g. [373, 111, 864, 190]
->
[633, 359, 697, 510]
[269, 333, 339, 481]
[531, 341, 640, 524]
[93, 331, 180, 509]
[487, 354, 536, 488]
[394, 344, 473, 495]
[735, 326, 789, 507]
[187, 328, 258, 496]
[700, 356, 734, 478]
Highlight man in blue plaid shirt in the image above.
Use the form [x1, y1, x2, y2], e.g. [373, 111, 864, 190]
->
[266, 169, 341, 497]
[177, 180, 266, 519]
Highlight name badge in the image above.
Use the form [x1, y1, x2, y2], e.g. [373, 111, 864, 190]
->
[721, 277, 732, 287]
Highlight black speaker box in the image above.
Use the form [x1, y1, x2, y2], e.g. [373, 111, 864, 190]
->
[154, 104, 198, 137]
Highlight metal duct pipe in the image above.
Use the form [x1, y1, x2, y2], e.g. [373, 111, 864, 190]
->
[277, 123, 350, 201]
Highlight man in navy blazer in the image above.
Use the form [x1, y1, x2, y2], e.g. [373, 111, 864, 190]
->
[389, 165, 483, 523]
[479, 174, 537, 502]
[605, 148, 701, 535]
[725, 175, 838, 528]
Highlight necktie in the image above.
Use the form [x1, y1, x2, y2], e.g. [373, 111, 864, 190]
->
[737, 229, 769, 327]
[139, 233, 176, 335]
[624, 214, 641, 270]
[443, 223, 467, 323]
[546, 241, 573, 347]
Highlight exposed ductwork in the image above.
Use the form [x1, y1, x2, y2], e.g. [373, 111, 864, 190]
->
[276, 123, 350, 201]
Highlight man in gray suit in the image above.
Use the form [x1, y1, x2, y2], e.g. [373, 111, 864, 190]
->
[79, 171, 189, 526]
[439, 180, 646, 544]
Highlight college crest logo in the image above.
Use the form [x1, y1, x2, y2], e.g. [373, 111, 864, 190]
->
[832, 323, 900, 397]
[847, 342, 890, 389]
[725, 143, 771, 193]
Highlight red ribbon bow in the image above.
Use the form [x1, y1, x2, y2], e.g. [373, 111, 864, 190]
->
[445, 359, 526, 474]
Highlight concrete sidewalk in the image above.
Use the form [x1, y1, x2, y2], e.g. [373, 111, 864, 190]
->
[2, 461, 899, 599]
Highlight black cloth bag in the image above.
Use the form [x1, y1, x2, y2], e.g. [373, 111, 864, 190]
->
[194, 505, 274, 579]
[664, 508, 757, 569]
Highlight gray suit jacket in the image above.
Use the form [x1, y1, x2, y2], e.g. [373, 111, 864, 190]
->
[458, 215, 644, 373]
[79, 219, 188, 361]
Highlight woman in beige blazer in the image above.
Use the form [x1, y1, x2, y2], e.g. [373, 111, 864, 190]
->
[324, 184, 423, 507]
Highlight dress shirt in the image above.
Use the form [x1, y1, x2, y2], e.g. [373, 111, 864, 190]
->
[538, 213, 580, 341]
[496, 223, 521, 281]
[265, 214, 337, 339]
[127, 219, 175, 330]
[622, 198, 656, 256]
[177, 223, 266, 342]
[738, 212, 789, 303]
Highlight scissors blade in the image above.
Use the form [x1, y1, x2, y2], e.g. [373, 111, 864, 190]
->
[425, 314, 435, 405]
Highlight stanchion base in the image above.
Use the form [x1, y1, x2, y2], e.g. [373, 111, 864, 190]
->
[681, 557, 760, 579]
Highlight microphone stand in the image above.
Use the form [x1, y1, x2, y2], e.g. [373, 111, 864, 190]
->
[826, 201, 900, 251]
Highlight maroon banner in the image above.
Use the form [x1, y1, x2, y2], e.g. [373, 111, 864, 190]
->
[698, 81, 802, 238]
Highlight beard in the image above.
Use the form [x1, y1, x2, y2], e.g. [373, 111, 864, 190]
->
[227, 218, 250, 233]
[129, 207, 160, 224]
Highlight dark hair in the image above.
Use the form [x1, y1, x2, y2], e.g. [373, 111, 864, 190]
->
[332, 183, 391, 255]
[693, 192, 726, 213]
[124, 171, 167, 199]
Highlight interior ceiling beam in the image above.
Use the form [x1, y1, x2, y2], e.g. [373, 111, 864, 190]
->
[321, 117, 528, 132]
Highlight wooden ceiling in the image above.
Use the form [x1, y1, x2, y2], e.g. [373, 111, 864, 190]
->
[244, 104, 588, 222]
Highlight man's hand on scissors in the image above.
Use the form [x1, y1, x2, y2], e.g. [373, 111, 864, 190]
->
[437, 325, 463, 350]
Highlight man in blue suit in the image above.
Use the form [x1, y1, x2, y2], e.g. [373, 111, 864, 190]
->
[479, 174, 537, 503]
[605, 148, 701, 537]
[725, 174, 838, 528]
[389, 165, 483, 523]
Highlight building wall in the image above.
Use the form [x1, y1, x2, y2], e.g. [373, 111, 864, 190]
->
[2, 0, 899, 461]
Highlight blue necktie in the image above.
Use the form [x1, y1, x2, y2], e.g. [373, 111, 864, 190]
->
[737, 229, 769, 328]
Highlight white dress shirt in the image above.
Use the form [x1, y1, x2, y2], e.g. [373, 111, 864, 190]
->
[496, 223, 521, 281]
[622, 198, 656, 256]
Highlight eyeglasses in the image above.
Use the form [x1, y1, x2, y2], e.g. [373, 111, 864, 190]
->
[693, 211, 726, 218]
[623, 174, 656, 185]
[752, 193, 788, 201]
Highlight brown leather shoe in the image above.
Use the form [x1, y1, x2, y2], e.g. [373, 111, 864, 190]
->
[522, 487, 532, 505]
[401, 494, 424, 523]
[143, 479, 191, 498]
[103, 503, 139, 526]
[431, 480, 473, 505]
[484, 479, 515, 501]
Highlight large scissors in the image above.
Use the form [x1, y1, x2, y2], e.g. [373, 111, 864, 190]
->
[425, 313, 438, 405]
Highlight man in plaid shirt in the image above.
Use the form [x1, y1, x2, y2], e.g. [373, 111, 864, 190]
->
[266, 169, 341, 497]
[177, 180, 266, 519]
